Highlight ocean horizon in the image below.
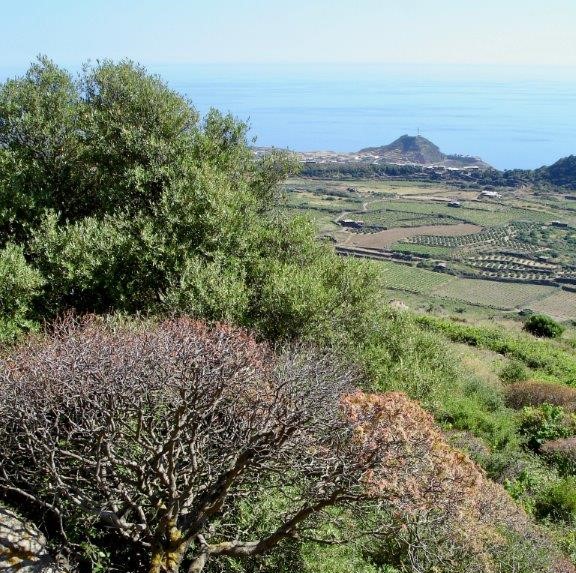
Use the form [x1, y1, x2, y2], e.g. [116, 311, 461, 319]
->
[3, 62, 575, 170]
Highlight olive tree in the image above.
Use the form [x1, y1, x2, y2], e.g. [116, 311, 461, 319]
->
[1, 58, 380, 344]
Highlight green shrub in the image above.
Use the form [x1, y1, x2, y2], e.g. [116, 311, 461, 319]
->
[534, 477, 576, 522]
[524, 314, 565, 339]
[519, 404, 576, 450]
[0, 243, 44, 341]
[0, 59, 393, 345]
[500, 359, 529, 384]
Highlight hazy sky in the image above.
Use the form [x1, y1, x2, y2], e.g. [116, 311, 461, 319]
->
[1, 0, 575, 68]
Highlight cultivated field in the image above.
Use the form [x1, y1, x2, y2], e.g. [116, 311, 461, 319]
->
[282, 178, 576, 320]
[530, 290, 576, 321]
[379, 261, 455, 293]
[431, 278, 555, 310]
[379, 261, 565, 311]
[343, 223, 482, 250]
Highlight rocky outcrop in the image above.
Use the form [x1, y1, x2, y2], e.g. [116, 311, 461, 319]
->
[0, 506, 64, 572]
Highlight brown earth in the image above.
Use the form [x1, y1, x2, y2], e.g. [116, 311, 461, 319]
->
[341, 223, 483, 250]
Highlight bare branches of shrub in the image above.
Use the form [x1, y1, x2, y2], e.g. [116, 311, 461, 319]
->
[0, 316, 569, 572]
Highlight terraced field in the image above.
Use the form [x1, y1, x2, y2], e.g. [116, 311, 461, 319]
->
[282, 179, 576, 319]
[343, 223, 482, 250]
[431, 278, 555, 310]
[392, 243, 454, 257]
[379, 261, 455, 293]
[530, 291, 576, 321]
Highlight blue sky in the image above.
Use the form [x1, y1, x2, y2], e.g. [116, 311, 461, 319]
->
[1, 0, 575, 69]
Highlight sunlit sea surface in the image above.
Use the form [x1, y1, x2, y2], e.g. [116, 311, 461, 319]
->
[4, 63, 576, 170]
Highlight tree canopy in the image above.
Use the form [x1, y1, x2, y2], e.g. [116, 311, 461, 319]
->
[0, 57, 379, 343]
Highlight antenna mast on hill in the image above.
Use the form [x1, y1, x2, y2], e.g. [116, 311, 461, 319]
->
[417, 127, 420, 136]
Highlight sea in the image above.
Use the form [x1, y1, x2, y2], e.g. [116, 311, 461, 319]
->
[4, 63, 576, 170]
[153, 63, 576, 171]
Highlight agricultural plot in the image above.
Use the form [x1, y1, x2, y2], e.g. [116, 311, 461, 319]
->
[392, 243, 454, 257]
[359, 209, 458, 229]
[430, 278, 556, 310]
[283, 179, 576, 310]
[466, 255, 558, 272]
[405, 227, 510, 249]
[344, 223, 482, 250]
[379, 261, 455, 294]
[474, 271, 553, 281]
[364, 199, 557, 227]
[404, 223, 553, 258]
[529, 290, 576, 321]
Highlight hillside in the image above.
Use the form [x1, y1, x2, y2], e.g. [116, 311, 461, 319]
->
[359, 134, 490, 168]
[254, 134, 492, 171]
[535, 155, 576, 189]
[2, 59, 576, 573]
[360, 134, 446, 164]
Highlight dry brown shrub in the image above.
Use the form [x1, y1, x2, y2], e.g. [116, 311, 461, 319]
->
[505, 381, 576, 409]
[342, 392, 574, 573]
[542, 437, 576, 455]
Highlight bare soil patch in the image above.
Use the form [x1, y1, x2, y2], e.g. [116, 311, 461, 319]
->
[342, 223, 482, 250]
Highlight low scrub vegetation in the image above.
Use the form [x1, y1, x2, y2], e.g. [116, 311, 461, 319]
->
[417, 315, 576, 385]
[541, 438, 576, 476]
[525, 314, 566, 339]
[506, 382, 576, 409]
[0, 316, 571, 572]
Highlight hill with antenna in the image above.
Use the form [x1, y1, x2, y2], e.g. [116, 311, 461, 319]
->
[359, 135, 489, 168]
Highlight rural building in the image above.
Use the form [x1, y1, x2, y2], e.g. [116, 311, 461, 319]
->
[479, 190, 502, 199]
[339, 219, 364, 230]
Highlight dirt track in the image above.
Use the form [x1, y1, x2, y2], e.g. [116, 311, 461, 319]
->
[342, 223, 482, 250]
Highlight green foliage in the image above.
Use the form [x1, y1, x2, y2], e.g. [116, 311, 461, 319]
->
[417, 315, 576, 385]
[500, 359, 529, 384]
[524, 314, 565, 339]
[0, 243, 44, 341]
[519, 405, 576, 451]
[301, 543, 384, 573]
[1, 58, 379, 342]
[534, 477, 576, 523]
[0, 56, 80, 240]
[1, 58, 573, 570]
[358, 310, 517, 449]
[535, 155, 576, 189]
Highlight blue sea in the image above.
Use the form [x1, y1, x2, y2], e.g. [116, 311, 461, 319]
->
[3, 63, 576, 170]
[153, 63, 576, 171]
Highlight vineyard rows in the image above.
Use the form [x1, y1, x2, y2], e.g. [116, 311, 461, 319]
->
[379, 261, 454, 293]
[473, 271, 553, 281]
[430, 278, 555, 309]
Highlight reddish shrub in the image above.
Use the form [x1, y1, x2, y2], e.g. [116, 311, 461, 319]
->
[541, 437, 576, 473]
[505, 381, 576, 410]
